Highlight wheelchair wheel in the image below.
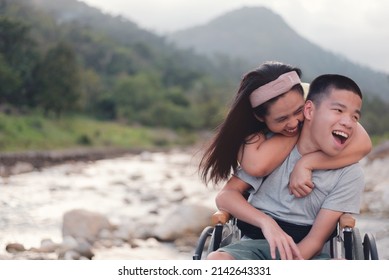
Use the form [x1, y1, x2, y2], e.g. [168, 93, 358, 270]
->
[207, 222, 238, 254]
[352, 228, 364, 260]
[193, 226, 214, 260]
[206, 225, 223, 256]
[363, 233, 379, 260]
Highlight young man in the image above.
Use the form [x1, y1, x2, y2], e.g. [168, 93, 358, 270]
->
[207, 74, 366, 260]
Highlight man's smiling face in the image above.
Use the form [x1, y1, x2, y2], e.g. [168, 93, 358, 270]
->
[305, 88, 362, 156]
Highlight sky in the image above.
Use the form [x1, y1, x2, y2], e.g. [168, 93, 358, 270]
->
[80, 0, 389, 74]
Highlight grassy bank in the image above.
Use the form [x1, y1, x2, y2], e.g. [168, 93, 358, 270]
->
[0, 113, 198, 153]
[1, 113, 386, 154]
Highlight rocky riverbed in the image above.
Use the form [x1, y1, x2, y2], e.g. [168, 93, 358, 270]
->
[1, 143, 389, 260]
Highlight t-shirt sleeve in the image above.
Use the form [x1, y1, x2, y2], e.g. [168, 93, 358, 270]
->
[321, 164, 365, 214]
[234, 166, 264, 193]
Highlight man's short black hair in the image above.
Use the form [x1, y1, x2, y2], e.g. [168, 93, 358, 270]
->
[307, 74, 362, 106]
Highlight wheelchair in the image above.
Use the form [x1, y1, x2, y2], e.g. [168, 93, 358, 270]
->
[193, 210, 379, 260]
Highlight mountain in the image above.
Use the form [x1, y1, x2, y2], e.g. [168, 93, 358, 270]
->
[168, 7, 389, 100]
[6, 0, 217, 78]
[24, 0, 162, 47]
[1, 0, 228, 130]
[2, 1, 389, 135]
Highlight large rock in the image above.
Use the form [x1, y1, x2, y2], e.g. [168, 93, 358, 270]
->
[62, 209, 113, 243]
[361, 154, 389, 214]
[153, 203, 214, 241]
[366, 140, 389, 161]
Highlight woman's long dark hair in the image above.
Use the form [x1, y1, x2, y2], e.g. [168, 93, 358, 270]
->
[199, 61, 303, 186]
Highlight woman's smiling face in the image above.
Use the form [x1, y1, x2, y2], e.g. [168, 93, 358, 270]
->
[260, 90, 305, 136]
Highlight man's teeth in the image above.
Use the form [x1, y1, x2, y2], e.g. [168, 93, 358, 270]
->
[333, 130, 349, 139]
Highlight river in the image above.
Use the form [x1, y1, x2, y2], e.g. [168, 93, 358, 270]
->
[0, 148, 388, 260]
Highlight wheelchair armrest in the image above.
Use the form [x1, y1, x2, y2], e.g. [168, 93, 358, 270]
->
[211, 210, 231, 225]
[339, 213, 355, 229]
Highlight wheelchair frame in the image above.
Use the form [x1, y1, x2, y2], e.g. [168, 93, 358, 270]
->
[193, 211, 379, 260]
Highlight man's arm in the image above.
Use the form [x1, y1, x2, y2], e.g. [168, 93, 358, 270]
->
[297, 163, 366, 259]
[297, 209, 343, 259]
[216, 176, 303, 260]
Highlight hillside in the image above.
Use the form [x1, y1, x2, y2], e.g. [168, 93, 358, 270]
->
[1, 0, 389, 142]
[11, 0, 215, 76]
[1, 0, 229, 131]
[168, 6, 389, 101]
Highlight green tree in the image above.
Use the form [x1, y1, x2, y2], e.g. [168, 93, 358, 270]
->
[113, 72, 162, 123]
[33, 42, 81, 117]
[142, 101, 199, 129]
[361, 96, 389, 136]
[0, 17, 38, 107]
[0, 54, 22, 103]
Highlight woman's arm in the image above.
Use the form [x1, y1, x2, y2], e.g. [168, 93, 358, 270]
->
[298, 123, 371, 170]
[239, 133, 299, 177]
[289, 123, 371, 197]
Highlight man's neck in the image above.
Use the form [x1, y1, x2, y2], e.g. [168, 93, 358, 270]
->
[296, 126, 319, 155]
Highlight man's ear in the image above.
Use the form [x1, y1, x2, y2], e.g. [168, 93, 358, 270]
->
[304, 100, 315, 120]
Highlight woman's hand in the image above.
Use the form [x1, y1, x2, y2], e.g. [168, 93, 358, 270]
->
[260, 216, 304, 260]
[288, 160, 314, 198]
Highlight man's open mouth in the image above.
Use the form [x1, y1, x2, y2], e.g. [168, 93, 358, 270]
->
[332, 130, 349, 145]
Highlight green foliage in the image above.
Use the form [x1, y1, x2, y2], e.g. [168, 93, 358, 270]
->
[0, 113, 195, 152]
[0, 55, 22, 100]
[78, 68, 106, 114]
[0, 16, 39, 106]
[0, 0, 226, 134]
[113, 72, 161, 121]
[33, 42, 81, 116]
[0, 0, 387, 154]
[141, 102, 197, 129]
[360, 95, 389, 137]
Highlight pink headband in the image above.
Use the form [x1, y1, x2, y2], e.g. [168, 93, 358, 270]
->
[249, 71, 301, 108]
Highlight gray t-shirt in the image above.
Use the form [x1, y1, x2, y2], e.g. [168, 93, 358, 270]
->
[235, 145, 365, 226]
